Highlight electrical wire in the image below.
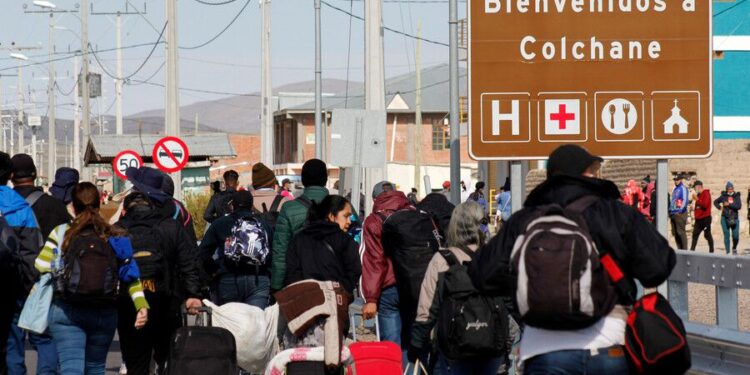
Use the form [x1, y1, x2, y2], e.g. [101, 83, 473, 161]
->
[127, 78, 261, 97]
[344, 0, 354, 108]
[89, 22, 167, 81]
[193, 0, 239, 5]
[55, 81, 76, 96]
[180, 0, 252, 50]
[126, 61, 165, 85]
[0, 42, 166, 73]
[320, 0, 449, 46]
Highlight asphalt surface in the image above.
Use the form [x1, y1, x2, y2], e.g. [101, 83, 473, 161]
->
[23, 336, 124, 374]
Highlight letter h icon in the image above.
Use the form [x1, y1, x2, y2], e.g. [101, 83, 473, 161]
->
[492, 100, 520, 136]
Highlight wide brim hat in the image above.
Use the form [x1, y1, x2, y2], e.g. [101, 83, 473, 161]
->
[126, 167, 169, 203]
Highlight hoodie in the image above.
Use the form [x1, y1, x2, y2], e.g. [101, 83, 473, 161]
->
[285, 221, 362, 294]
[0, 186, 44, 294]
[714, 191, 742, 220]
[359, 190, 412, 303]
[694, 189, 712, 220]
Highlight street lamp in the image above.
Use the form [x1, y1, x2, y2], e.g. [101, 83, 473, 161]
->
[10, 52, 28, 156]
[9, 53, 29, 61]
[32, 1, 56, 9]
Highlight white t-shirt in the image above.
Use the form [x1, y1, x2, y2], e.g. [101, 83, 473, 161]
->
[519, 306, 627, 363]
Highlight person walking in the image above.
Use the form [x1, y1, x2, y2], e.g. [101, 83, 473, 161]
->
[285, 195, 362, 294]
[34, 182, 149, 375]
[670, 174, 690, 250]
[204, 170, 240, 223]
[280, 178, 294, 200]
[116, 167, 204, 375]
[49, 167, 79, 207]
[495, 178, 512, 231]
[714, 181, 742, 255]
[690, 181, 714, 253]
[251, 162, 289, 215]
[7, 154, 70, 375]
[271, 159, 329, 292]
[200, 191, 272, 308]
[410, 201, 505, 375]
[470, 145, 675, 374]
[468, 182, 490, 234]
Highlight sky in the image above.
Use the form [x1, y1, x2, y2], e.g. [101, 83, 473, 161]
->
[0, 0, 464, 120]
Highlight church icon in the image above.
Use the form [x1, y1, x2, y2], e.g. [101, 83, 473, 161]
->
[663, 99, 689, 134]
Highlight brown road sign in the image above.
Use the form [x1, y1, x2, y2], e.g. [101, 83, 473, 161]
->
[468, 0, 712, 160]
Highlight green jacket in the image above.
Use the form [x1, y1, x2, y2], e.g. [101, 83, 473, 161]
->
[271, 186, 329, 289]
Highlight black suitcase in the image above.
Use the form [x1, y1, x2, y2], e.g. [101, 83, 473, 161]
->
[166, 306, 238, 375]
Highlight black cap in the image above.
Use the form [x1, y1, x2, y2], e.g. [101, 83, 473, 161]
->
[10, 154, 37, 180]
[282, 178, 291, 185]
[231, 190, 253, 209]
[673, 173, 684, 181]
[547, 145, 603, 178]
[694, 180, 703, 187]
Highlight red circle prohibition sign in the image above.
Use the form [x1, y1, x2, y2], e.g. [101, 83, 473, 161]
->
[152, 136, 190, 173]
[113, 150, 143, 180]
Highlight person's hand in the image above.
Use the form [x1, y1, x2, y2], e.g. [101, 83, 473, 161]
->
[185, 298, 202, 315]
[362, 302, 378, 320]
[134, 308, 148, 329]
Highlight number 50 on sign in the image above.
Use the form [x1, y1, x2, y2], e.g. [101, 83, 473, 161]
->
[113, 150, 144, 180]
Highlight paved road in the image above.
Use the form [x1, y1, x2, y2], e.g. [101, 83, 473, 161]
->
[23, 337, 123, 374]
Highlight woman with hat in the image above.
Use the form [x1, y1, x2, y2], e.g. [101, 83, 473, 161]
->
[714, 181, 742, 255]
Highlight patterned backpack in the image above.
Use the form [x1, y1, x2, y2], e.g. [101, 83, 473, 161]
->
[223, 215, 271, 273]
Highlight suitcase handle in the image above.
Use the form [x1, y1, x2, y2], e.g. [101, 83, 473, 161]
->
[181, 305, 212, 327]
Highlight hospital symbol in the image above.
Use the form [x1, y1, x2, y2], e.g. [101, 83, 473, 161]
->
[663, 100, 689, 134]
[545, 99, 580, 135]
[491, 100, 520, 136]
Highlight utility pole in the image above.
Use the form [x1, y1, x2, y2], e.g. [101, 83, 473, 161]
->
[414, 21, 423, 196]
[314, 0, 323, 160]
[73, 56, 81, 171]
[81, 0, 91, 180]
[48, 12, 57, 178]
[17, 63, 25, 155]
[260, 0, 273, 165]
[448, 0, 461, 205]
[364, 0, 386, 215]
[194, 113, 199, 134]
[91, 3, 144, 136]
[165, 0, 182, 198]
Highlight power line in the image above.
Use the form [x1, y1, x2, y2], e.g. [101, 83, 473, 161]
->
[127, 61, 165, 85]
[90, 22, 167, 81]
[0, 42, 166, 73]
[193, 0, 239, 5]
[127, 78, 261, 97]
[321, 0, 449, 47]
[180, 0, 252, 50]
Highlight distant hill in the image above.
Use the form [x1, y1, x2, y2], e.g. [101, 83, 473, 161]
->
[127, 78, 363, 135]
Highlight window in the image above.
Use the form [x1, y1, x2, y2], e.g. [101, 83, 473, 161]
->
[432, 121, 450, 151]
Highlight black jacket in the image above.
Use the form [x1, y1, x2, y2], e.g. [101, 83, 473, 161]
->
[199, 208, 270, 277]
[285, 221, 362, 294]
[203, 189, 235, 223]
[14, 186, 72, 240]
[416, 193, 455, 238]
[116, 205, 203, 300]
[470, 174, 676, 304]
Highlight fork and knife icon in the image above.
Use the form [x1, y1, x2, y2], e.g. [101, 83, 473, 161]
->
[608, 103, 633, 130]
[601, 98, 637, 135]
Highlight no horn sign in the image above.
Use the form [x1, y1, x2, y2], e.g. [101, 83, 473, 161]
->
[152, 136, 190, 173]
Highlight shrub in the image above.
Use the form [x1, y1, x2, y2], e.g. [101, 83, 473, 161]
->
[185, 192, 211, 241]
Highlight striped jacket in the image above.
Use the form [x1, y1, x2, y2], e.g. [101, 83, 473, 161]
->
[35, 224, 149, 311]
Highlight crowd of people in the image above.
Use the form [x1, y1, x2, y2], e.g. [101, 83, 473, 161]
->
[0, 144, 684, 375]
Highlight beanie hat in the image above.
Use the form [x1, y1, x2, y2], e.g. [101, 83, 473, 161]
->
[10, 154, 37, 180]
[693, 180, 703, 187]
[726, 181, 734, 190]
[231, 190, 254, 209]
[252, 162, 277, 189]
[301, 159, 328, 187]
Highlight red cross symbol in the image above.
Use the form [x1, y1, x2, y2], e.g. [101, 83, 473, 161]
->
[550, 104, 576, 130]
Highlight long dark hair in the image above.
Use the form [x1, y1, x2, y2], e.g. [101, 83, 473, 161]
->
[306, 195, 351, 224]
[61, 182, 121, 252]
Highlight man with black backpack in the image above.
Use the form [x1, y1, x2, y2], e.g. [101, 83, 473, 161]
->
[6, 154, 69, 375]
[200, 190, 272, 308]
[204, 169, 240, 223]
[470, 145, 677, 374]
[251, 162, 288, 220]
[117, 167, 204, 375]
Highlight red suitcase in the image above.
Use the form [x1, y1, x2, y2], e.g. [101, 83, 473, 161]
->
[346, 341, 402, 375]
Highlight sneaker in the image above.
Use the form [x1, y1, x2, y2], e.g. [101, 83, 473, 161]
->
[119, 363, 127, 375]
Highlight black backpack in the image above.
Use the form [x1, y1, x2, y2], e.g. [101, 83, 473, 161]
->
[126, 222, 170, 294]
[511, 196, 617, 330]
[379, 208, 443, 318]
[54, 230, 119, 306]
[253, 195, 284, 235]
[437, 249, 509, 361]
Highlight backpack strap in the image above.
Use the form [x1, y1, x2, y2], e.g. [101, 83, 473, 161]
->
[261, 202, 269, 214]
[565, 195, 600, 214]
[297, 196, 312, 209]
[269, 194, 284, 212]
[25, 190, 45, 208]
[439, 249, 460, 266]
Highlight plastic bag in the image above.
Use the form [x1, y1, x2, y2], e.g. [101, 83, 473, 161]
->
[19, 274, 54, 334]
[203, 299, 276, 373]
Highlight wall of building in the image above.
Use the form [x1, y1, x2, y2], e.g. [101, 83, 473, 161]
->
[209, 134, 261, 187]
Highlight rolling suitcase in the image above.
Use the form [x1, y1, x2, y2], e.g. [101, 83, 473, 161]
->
[346, 341, 402, 375]
[166, 306, 238, 375]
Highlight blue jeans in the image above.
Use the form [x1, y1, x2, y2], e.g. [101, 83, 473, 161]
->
[6, 298, 58, 375]
[377, 286, 409, 366]
[721, 216, 740, 254]
[434, 353, 504, 375]
[523, 346, 629, 375]
[47, 300, 117, 375]
[217, 273, 270, 309]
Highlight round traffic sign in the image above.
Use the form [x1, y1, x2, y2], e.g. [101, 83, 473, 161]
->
[152, 136, 190, 173]
[113, 150, 143, 180]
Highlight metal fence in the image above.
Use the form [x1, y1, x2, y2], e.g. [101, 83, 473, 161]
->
[669, 251, 750, 374]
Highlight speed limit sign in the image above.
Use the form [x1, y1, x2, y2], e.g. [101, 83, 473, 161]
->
[113, 150, 143, 180]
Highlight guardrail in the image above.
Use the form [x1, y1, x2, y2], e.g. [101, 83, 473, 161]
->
[669, 251, 750, 374]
